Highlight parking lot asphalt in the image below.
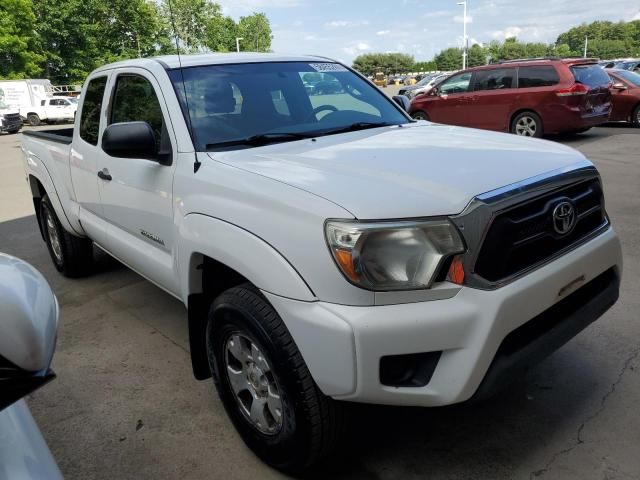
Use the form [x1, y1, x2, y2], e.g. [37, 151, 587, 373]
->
[1, 123, 639, 480]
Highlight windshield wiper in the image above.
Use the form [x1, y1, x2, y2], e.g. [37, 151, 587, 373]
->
[207, 132, 314, 149]
[317, 122, 394, 136]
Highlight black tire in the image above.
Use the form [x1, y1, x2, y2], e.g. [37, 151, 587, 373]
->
[576, 127, 592, 134]
[207, 284, 346, 473]
[412, 110, 430, 121]
[511, 111, 543, 138]
[7, 129, 20, 134]
[27, 113, 41, 126]
[633, 105, 640, 128]
[39, 195, 93, 277]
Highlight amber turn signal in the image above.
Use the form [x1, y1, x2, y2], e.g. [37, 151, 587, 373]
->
[334, 249, 359, 282]
[447, 255, 465, 285]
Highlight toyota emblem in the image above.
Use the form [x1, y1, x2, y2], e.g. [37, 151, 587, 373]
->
[552, 201, 576, 236]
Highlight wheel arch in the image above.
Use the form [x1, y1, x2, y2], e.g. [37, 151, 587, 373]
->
[180, 213, 316, 380]
[509, 108, 543, 132]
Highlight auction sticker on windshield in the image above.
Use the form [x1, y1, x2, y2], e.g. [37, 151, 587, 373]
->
[310, 63, 348, 72]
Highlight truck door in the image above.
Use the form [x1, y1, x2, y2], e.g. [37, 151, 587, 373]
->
[70, 75, 109, 243]
[96, 69, 178, 293]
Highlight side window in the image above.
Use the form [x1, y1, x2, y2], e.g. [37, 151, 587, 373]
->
[79, 76, 108, 145]
[41, 100, 46, 106]
[473, 68, 516, 91]
[518, 66, 560, 88]
[110, 75, 165, 151]
[439, 72, 472, 94]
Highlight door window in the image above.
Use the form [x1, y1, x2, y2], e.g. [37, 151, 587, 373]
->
[439, 72, 472, 94]
[518, 66, 560, 88]
[79, 76, 108, 145]
[473, 69, 516, 91]
[110, 74, 165, 151]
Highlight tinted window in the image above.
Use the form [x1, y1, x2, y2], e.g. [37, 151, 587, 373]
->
[110, 75, 164, 150]
[570, 65, 612, 88]
[473, 68, 516, 91]
[518, 66, 560, 88]
[439, 72, 472, 94]
[168, 62, 408, 151]
[611, 70, 640, 87]
[79, 76, 107, 145]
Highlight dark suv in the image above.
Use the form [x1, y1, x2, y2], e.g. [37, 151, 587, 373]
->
[410, 58, 612, 137]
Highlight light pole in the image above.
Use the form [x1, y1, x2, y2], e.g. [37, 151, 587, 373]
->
[457, 1, 467, 70]
[236, 37, 243, 53]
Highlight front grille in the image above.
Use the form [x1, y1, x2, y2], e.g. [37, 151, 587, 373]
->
[5, 113, 21, 122]
[474, 178, 606, 282]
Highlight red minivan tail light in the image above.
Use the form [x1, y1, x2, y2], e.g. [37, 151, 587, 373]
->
[556, 84, 590, 97]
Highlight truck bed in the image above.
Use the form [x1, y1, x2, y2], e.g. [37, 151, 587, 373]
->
[22, 128, 73, 145]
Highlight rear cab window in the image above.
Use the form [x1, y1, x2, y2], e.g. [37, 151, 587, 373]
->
[517, 66, 560, 88]
[79, 76, 108, 145]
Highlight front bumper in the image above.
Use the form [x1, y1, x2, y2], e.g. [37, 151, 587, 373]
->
[0, 119, 22, 132]
[265, 227, 622, 407]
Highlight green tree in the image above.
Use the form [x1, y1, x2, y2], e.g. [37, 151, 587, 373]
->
[352, 53, 414, 76]
[468, 44, 488, 67]
[237, 13, 272, 52]
[162, 0, 219, 52]
[205, 14, 238, 52]
[557, 20, 640, 58]
[34, 0, 170, 83]
[0, 0, 43, 78]
[434, 48, 463, 71]
[413, 60, 437, 72]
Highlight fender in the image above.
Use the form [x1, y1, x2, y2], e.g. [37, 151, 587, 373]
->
[22, 146, 84, 236]
[178, 213, 315, 303]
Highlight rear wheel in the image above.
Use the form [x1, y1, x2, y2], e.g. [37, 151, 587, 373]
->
[511, 111, 543, 137]
[633, 105, 640, 128]
[27, 113, 41, 126]
[412, 110, 430, 121]
[207, 284, 345, 473]
[40, 195, 93, 277]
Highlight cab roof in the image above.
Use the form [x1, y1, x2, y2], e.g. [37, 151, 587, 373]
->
[93, 53, 338, 72]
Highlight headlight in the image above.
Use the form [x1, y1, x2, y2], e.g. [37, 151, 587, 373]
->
[325, 219, 465, 291]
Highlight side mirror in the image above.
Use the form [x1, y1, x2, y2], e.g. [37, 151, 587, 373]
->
[102, 121, 158, 161]
[611, 83, 627, 91]
[0, 254, 58, 411]
[392, 95, 411, 112]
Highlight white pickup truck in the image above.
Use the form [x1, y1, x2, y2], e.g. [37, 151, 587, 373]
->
[20, 53, 622, 472]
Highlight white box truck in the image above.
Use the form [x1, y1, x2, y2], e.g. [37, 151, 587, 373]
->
[0, 79, 77, 126]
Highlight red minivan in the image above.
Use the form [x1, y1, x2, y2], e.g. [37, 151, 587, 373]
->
[410, 58, 612, 137]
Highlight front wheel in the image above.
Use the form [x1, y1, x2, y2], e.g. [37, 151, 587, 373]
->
[40, 195, 93, 277]
[511, 111, 543, 137]
[633, 105, 640, 128]
[27, 113, 41, 126]
[412, 110, 430, 121]
[207, 284, 345, 473]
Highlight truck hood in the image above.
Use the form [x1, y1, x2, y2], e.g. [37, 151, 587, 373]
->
[209, 123, 590, 219]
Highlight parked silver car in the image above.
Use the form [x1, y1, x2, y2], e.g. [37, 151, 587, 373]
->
[0, 253, 62, 479]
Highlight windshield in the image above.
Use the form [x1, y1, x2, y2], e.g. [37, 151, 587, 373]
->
[416, 75, 436, 86]
[614, 70, 640, 87]
[168, 62, 409, 151]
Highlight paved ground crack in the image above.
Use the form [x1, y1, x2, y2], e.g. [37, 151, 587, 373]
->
[529, 346, 640, 479]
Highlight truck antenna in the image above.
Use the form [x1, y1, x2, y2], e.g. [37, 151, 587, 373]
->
[166, 0, 201, 173]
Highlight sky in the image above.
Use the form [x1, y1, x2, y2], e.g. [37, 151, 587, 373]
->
[218, 0, 640, 64]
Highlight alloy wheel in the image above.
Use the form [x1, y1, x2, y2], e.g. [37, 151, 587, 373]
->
[44, 209, 63, 264]
[515, 116, 538, 136]
[224, 333, 283, 435]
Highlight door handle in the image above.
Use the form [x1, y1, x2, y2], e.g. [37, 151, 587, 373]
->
[97, 168, 112, 181]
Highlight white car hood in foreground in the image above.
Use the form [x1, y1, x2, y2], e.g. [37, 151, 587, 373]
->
[210, 123, 590, 219]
